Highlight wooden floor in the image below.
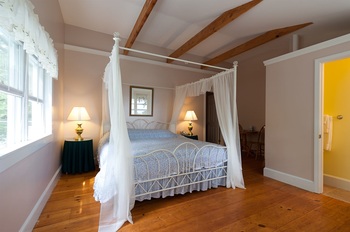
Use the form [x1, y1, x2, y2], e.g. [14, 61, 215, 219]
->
[34, 157, 350, 231]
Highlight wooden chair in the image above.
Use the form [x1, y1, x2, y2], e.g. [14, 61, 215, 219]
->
[249, 125, 265, 159]
[239, 124, 250, 155]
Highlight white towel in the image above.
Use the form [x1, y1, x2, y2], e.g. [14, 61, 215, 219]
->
[323, 115, 333, 151]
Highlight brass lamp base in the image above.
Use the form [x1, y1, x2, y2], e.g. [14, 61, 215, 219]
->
[188, 122, 193, 136]
[75, 123, 84, 141]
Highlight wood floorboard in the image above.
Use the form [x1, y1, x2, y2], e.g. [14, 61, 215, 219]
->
[33, 157, 350, 231]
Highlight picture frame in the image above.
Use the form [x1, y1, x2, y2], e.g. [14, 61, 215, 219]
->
[129, 86, 154, 116]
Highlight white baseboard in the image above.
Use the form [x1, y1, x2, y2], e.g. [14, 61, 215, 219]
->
[264, 167, 316, 192]
[20, 166, 61, 232]
[324, 174, 350, 191]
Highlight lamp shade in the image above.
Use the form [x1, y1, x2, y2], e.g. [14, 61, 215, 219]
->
[184, 110, 198, 121]
[67, 107, 91, 121]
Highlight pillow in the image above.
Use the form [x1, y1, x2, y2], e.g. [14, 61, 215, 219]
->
[128, 129, 176, 140]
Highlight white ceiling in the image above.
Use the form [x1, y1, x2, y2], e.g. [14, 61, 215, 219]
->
[58, 0, 350, 65]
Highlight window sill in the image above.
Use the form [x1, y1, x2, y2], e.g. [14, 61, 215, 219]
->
[0, 134, 53, 174]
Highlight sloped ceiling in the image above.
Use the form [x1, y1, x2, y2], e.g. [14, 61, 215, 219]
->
[58, 0, 350, 68]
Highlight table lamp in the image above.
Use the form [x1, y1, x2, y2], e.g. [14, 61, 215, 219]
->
[67, 107, 91, 141]
[184, 110, 198, 135]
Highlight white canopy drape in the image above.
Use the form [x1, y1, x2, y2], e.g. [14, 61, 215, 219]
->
[94, 34, 244, 231]
[93, 35, 135, 231]
[169, 63, 245, 188]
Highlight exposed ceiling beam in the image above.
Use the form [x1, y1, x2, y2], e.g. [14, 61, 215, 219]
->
[202, 22, 313, 68]
[123, 0, 158, 55]
[167, 0, 263, 63]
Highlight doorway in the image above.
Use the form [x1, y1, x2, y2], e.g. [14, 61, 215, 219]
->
[205, 92, 224, 145]
[315, 51, 350, 194]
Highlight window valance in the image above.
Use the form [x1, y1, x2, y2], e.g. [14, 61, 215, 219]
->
[0, 0, 58, 78]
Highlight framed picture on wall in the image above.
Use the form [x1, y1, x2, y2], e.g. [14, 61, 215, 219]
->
[129, 86, 154, 116]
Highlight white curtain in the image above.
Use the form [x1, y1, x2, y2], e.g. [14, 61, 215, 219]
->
[100, 79, 111, 138]
[0, 0, 58, 78]
[169, 65, 245, 189]
[93, 35, 135, 231]
[169, 78, 212, 132]
[212, 70, 244, 188]
[169, 86, 187, 132]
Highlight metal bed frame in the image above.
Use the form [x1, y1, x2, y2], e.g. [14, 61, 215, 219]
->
[127, 119, 228, 199]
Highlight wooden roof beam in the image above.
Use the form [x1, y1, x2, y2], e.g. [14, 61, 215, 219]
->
[123, 0, 158, 55]
[166, 0, 262, 63]
[202, 22, 313, 68]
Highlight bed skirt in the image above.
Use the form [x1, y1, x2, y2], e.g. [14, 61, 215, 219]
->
[135, 167, 227, 201]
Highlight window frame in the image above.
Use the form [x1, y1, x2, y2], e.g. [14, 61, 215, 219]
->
[0, 27, 53, 168]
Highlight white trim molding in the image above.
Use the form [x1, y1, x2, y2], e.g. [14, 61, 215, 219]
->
[324, 174, 350, 191]
[264, 167, 315, 192]
[264, 33, 350, 66]
[20, 166, 61, 232]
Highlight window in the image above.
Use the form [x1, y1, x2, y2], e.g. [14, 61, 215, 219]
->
[0, 28, 52, 154]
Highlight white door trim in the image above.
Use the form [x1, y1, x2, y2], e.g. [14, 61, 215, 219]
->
[314, 50, 350, 193]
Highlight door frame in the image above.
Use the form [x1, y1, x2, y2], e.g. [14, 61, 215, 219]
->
[205, 92, 222, 144]
[314, 50, 350, 193]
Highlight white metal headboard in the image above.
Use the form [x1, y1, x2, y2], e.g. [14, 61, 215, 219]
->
[126, 119, 169, 129]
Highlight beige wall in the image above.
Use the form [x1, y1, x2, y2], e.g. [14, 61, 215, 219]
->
[63, 25, 350, 141]
[0, 0, 65, 231]
[119, 57, 208, 136]
[264, 34, 350, 191]
[63, 50, 108, 153]
[63, 27, 215, 154]
[235, 37, 291, 131]
[235, 31, 350, 132]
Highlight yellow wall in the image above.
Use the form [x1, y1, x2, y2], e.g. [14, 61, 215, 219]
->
[324, 57, 350, 180]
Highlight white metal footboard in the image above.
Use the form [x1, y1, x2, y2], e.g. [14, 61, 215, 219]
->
[134, 142, 227, 199]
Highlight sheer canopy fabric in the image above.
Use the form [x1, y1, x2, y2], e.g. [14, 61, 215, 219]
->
[169, 78, 212, 132]
[212, 71, 244, 188]
[169, 65, 245, 188]
[100, 77, 111, 138]
[94, 34, 243, 231]
[0, 0, 58, 78]
[93, 36, 135, 231]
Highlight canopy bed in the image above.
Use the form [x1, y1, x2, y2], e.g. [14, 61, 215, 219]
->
[93, 33, 244, 231]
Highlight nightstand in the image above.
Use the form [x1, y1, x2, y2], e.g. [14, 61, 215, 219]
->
[62, 138, 95, 174]
[182, 134, 198, 140]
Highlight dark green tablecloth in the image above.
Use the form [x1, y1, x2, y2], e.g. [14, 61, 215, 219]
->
[62, 139, 95, 174]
